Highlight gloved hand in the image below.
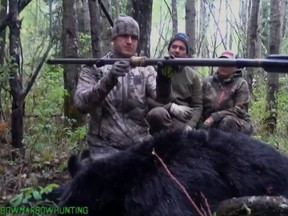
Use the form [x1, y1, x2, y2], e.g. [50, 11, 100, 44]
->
[203, 116, 214, 128]
[183, 125, 193, 132]
[169, 103, 193, 122]
[110, 60, 130, 77]
[157, 55, 178, 79]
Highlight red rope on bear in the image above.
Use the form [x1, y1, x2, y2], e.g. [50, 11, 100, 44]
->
[152, 149, 212, 216]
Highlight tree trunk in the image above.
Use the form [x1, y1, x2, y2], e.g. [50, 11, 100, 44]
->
[185, 0, 196, 57]
[0, 0, 32, 32]
[0, 0, 7, 125]
[101, 0, 112, 54]
[76, 0, 91, 57]
[0, 0, 7, 65]
[198, 0, 209, 57]
[225, 0, 233, 50]
[76, 0, 84, 33]
[88, 0, 102, 58]
[265, 0, 281, 134]
[62, 0, 85, 128]
[281, 0, 287, 46]
[113, 0, 120, 18]
[238, 0, 250, 55]
[171, 0, 178, 36]
[216, 196, 288, 216]
[81, 0, 91, 34]
[128, 0, 153, 57]
[245, 0, 261, 93]
[8, 0, 24, 154]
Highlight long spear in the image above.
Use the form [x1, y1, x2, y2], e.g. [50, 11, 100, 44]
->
[46, 55, 288, 73]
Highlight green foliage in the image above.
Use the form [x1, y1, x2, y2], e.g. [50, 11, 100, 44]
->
[23, 62, 70, 162]
[250, 80, 288, 152]
[250, 85, 268, 122]
[66, 124, 88, 153]
[9, 184, 59, 208]
[25, 63, 63, 116]
[0, 57, 17, 121]
[79, 33, 92, 57]
[261, 0, 270, 54]
[20, 0, 51, 65]
[0, 63, 10, 84]
[111, 0, 129, 17]
[197, 67, 211, 79]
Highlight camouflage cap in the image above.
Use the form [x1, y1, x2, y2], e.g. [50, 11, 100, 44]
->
[111, 16, 140, 40]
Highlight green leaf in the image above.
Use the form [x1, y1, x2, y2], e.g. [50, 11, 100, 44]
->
[41, 183, 59, 194]
[20, 187, 33, 192]
[32, 190, 42, 201]
[10, 193, 24, 207]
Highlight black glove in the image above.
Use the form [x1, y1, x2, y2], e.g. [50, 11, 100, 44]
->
[157, 55, 178, 79]
[110, 60, 130, 77]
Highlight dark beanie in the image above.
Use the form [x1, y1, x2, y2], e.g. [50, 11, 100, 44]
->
[168, 32, 190, 54]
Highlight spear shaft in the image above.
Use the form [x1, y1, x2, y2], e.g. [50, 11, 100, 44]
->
[46, 55, 288, 72]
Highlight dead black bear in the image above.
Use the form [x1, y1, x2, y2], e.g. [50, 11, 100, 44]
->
[59, 129, 288, 216]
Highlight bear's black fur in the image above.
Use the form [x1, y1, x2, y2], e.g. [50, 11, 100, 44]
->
[59, 129, 288, 216]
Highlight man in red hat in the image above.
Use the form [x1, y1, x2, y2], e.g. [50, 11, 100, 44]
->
[200, 50, 254, 135]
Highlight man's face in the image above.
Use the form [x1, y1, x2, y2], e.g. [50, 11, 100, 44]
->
[168, 40, 187, 58]
[217, 57, 237, 78]
[113, 34, 138, 57]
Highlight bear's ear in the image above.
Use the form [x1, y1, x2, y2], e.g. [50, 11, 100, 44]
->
[68, 155, 83, 178]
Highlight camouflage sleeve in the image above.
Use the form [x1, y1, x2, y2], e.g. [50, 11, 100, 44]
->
[145, 66, 157, 99]
[187, 72, 203, 128]
[211, 80, 250, 122]
[74, 66, 118, 113]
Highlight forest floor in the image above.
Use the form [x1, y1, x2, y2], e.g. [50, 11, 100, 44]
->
[0, 139, 70, 208]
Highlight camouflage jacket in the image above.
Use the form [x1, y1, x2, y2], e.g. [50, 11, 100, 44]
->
[201, 71, 252, 123]
[74, 52, 158, 149]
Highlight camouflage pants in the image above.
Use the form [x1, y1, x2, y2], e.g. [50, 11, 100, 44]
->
[212, 116, 254, 135]
[147, 107, 188, 135]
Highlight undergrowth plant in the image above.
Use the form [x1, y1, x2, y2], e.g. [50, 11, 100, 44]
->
[250, 81, 288, 152]
[9, 184, 59, 208]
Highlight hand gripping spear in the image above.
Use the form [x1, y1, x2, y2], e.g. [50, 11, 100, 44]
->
[46, 55, 288, 73]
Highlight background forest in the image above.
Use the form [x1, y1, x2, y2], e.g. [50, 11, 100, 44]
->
[1, 0, 288, 209]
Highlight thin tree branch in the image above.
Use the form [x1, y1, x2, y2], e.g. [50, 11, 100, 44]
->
[196, 1, 211, 57]
[163, 0, 172, 16]
[153, 10, 171, 57]
[23, 37, 55, 98]
[208, 0, 227, 51]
